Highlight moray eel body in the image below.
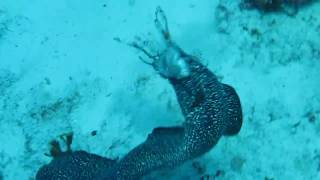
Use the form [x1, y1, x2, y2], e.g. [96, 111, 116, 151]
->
[98, 49, 242, 180]
[36, 151, 116, 180]
[36, 7, 242, 180]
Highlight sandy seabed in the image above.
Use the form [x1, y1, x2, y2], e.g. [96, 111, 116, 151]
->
[0, 0, 320, 179]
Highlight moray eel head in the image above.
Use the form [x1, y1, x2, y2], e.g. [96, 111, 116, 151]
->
[155, 44, 191, 79]
[125, 7, 192, 79]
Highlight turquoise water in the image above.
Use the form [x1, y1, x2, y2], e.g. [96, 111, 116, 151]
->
[0, 0, 320, 179]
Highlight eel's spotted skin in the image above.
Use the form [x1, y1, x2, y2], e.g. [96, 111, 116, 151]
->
[97, 53, 242, 180]
[36, 151, 116, 180]
[36, 7, 242, 180]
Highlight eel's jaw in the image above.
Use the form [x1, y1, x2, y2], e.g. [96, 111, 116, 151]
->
[155, 44, 191, 79]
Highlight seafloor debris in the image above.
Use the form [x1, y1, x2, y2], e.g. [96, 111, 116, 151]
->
[200, 174, 210, 180]
[200, 169, 225, 180]
[264, 177, 275, 180]
[0, 69, 18, 97]
[215, 4, 233, 34]
[0, 10, 10, 40]
[240, 0, 314, 15]
[230, 155, 246, 172]
[29, 91, 81, 122]
[45, 132, 73, 157]
[91, 130, 97, 136]
[0, 10, 30, 41]
[314, 151, 320, 171]
[192, 161, 207, 175]
[240, 0, 284, 11]
[214, 169, 226, 179]
[304, 111, 319, 123]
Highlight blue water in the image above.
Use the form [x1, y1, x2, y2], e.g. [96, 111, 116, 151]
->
[0, 0, 320, 179]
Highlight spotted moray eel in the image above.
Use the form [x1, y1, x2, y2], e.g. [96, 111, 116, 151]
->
[36, 7, 242, 180]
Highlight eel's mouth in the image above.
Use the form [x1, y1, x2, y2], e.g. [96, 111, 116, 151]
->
[117, 6, 192, 80]
[155, 45, 191, 79]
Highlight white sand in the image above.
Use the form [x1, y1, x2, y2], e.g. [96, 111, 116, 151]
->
[0, 0, 319, 179]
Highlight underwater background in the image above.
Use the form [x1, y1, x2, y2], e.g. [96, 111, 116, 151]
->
[0, 0, 320, 179]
